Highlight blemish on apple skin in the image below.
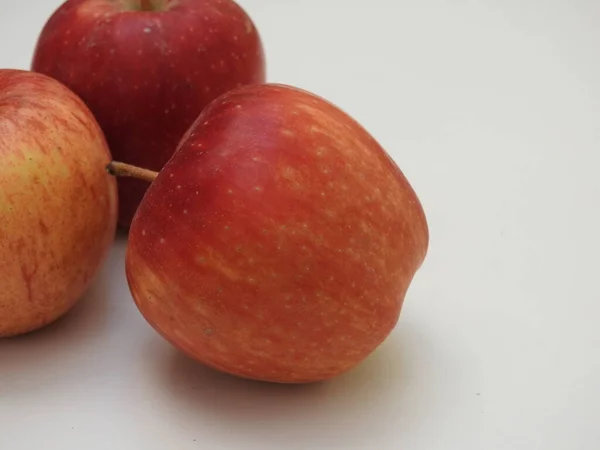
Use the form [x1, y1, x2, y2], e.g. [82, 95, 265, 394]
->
[245, 18, 253, 34]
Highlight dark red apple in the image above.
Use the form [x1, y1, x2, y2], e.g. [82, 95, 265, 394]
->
[119, 84, 429, 383]
[32, 0, 266, 227]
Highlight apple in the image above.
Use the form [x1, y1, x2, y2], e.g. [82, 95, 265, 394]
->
[0, 69, 118, 338]
[115, 84, 429, 383]
[31, 0, 266, 227]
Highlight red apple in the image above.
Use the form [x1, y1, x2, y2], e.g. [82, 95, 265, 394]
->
[0, 69, 118, 337]
[31, 0, 266, 227]
[121, 84, 429, 383]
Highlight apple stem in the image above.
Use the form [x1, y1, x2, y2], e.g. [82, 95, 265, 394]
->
[106, 161, 158, 183]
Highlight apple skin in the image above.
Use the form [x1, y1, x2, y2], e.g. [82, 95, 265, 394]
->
[31, 0, 266, 227]
[0, 69, 118, 338]
[126, 84, 429, 383]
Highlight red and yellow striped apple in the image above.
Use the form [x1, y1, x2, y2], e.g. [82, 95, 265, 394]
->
[118, 84, 428, 383]
[32, 0, 266, 227]
[0, 70, 117, 338]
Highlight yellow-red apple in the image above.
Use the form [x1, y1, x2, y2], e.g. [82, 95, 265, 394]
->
[0, 70, 118, 337]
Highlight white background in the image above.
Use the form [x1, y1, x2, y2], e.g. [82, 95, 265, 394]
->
[1, 0, 599, 449]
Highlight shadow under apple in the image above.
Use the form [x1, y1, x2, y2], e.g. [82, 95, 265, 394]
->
[0, 235, 127, 395]
[143, 319, 435, 447]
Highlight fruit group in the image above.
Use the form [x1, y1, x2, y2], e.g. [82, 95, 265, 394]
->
[31, 0, 266, 227]
[124, 84, 429, 383]
[0, 69, 118, 337]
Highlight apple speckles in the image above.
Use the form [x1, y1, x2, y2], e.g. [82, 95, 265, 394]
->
[204, 328, 215, 336]
[143, 27, 152, 34]
[183, 209, 188, 215]
[160, 238, 165, 244]
[142, 229, 147, 236]
[253, 186, 262, 192]
[281, 128, 294, 137]
[227, 189, 233, 195]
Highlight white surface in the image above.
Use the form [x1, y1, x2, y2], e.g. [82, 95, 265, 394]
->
[1, 0, 599, 449]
